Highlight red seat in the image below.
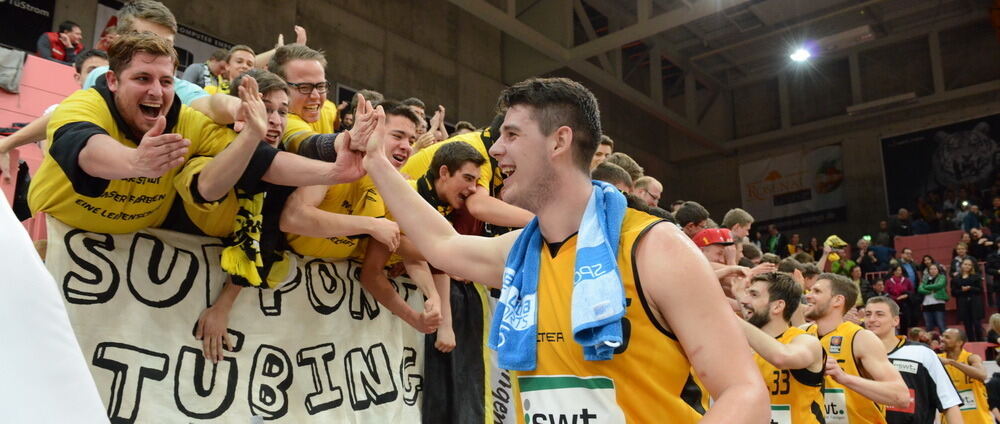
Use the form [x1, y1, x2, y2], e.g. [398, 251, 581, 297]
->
[964, 342, 997, 360]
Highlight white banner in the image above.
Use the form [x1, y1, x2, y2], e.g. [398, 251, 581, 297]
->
[486, 296, 517, 424]
[739, 145, 845, 225]
[45, 217, 425, 423]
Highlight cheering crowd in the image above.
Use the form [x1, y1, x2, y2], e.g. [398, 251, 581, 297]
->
[5, 1, 1000, 423]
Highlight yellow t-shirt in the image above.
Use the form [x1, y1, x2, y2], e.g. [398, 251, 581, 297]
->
[400, 130, 494, 190]
[806, 321, 887, 424]
[281, 99, 338, 154]
[513, 210, 703, 423]
[168, 142, 278, 238]
[940, 350, 992, 424]
[286, 176, 383, 260]
[755, 326, 826, 424]
[29, 84, 235, 234]
[203, 84, 224, 95]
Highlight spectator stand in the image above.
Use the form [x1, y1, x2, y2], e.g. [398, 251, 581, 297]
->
[0, 54, 76, 240]
[890, 230, 996, 336]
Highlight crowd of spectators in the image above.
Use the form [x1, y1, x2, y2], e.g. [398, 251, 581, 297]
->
[729, 210, 1000, 344]
[4, 2, 1000, 422]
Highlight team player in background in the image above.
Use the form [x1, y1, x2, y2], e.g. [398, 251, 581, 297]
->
[804, 273, 909, 424]
[739, 272, 826, 423]
[863, 297, 963, 424]
[939, 328, 992, 424]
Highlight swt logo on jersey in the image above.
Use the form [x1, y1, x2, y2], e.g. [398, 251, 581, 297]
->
[525, 409, 598, 424]
[519, 375, 626, 423]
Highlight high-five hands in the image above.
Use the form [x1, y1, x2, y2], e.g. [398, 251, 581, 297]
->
[235, 76, 267, 138]
[348, 93, 377, 152]
[362, 105, 388, 167]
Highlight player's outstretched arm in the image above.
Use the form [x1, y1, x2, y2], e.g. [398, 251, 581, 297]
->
[945, 352, 987, 382]
[827, 329, 909, 407]
[279, 185, 400, 251]
[637, 222, 770, 423]
[465, 186, 533, 228]
[362, 107, 514, 288]
[742, 320, 824, 371]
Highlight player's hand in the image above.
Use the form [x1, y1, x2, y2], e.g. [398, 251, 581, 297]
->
[324, 132, 366, 184]
[825, 356, 848, 383]
[348, 93, 377, 151]
[750, 262, 777, 276]
[195, 305, 233, 364]
[791, 268, 806, 285]
[362, 105, 389, 168]
[237, 76, 266, 139]
[369, 218, 400, 252]
[938, 356, 952, 367]
[412, 132, 437, 152]
[294, 25, 307, 45]
[435, 326, 456, 353]
[843, 307, 863, 325]
[416, 307, 443, 334]
[130, 116, 189, 177]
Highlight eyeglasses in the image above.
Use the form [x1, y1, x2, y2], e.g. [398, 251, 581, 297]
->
[286, 81, 330, 94]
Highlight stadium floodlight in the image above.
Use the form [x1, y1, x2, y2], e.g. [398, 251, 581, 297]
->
[790, 48, 811, 62]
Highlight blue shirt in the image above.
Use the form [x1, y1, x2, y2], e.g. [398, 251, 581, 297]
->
[901, 262, 918, 283]
[83, 66, 209, 105]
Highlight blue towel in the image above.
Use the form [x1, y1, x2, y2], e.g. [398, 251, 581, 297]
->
[488, 180, 627, 371]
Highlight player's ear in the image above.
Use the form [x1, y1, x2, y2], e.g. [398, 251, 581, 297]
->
[772, 300, 785, 316]
[106, 70, 119, 92]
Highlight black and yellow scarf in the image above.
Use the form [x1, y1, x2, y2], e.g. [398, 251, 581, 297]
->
[220, 190, 267, 286]
[219, 188, 296, 288]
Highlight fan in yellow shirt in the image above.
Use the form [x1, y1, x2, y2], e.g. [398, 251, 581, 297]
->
[282, 102, 449, 335]
[29, 33, 270, 235]
[162, 69, 371, 364]
[269, 44, 344, 158]
[401, 117, 532, 231]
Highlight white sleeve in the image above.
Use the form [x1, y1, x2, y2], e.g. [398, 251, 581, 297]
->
[925, 349, 962, 410]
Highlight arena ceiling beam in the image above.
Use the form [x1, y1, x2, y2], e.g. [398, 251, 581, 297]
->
[447, 0, 732, 152]
[567, 0, 752, 62]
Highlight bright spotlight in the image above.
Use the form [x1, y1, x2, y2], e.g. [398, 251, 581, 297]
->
[790, 48, 811, 62]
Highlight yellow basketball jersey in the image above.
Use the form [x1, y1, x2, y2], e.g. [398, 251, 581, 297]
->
[940, 350, 992, 424]
[755, 326, 826, 424]
[807, 321, 886, 424]
[513, 209, 704, 423]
